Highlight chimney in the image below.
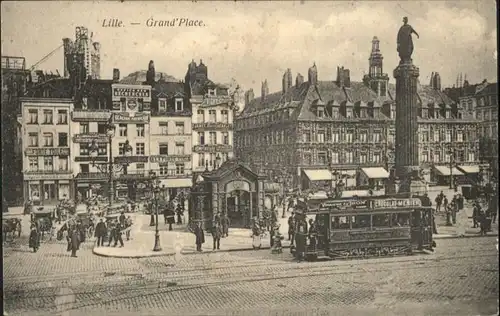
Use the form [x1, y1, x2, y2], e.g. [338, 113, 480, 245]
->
[433, 72, 441, 90]
[93, 42, 101, 52]
[146, 60, 155, 84]
[336, 66, 350, 87]
[308, 63, 318, 85]
[282, 68, 292, 94]
[113, 68, 120, 82]
[296, 73, 304, 87]
[245, 89, 255, 107]
[430, 72, 435, 86]
[261, 80, 269, 101]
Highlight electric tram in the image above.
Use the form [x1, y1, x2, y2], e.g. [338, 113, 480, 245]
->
[291, 196, 435, 260]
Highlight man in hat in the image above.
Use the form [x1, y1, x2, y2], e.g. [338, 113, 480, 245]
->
[194, 221, 205, 252]
[288, 212, 296, 246]
[95, 218, 107, 247]
[29, 224, 40, 253]
[211, 221, 222, 250]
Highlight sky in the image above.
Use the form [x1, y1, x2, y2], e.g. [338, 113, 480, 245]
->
[1, 1, 497, 96]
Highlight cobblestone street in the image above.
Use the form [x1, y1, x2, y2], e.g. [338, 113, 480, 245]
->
[4, 234, 498, 316]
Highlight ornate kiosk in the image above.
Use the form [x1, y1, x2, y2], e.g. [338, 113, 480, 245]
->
[190, 159, 267, 230]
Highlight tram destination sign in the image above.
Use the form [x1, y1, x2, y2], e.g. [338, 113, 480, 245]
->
[320, 199, 369, 210]
[373, 198, 422, 209]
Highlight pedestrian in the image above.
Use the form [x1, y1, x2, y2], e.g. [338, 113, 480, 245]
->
[211, 221, 222, 250]
[176, 203, 183, 225]
[125, 216, 133, 241]
[443, 196, 449, 211]
[95, 219, 106, 247]
[221, 214, 230, 237]
[288, 212, 296, 246]
[194, 222, 205, 252]
[450, 200, 457, 224]
[166, 208, 175, 231]
[270, 222, 275, 247]
[69, 226, 80, 257]
[472, 202, 480, 228]
[107, 220, 116, 246]
[119, 211, 126, 227]
[114, 222, 124, 247]
[29, 224, 40, 253]
[435, 195, 442, 212]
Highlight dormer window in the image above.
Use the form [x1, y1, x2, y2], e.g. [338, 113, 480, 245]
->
[445, 110, 450, 119]
[159, 98, 167, 112]
[175, 98, 184, 112]
[208, 89, 216, 96]
[346, 108, 353, 118]
[360, 109, 367, 118]
[317, 107, 324, 118]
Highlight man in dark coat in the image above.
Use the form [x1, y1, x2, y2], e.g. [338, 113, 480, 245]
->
[107, 220, 117, 246]
[176, 203, 183, 225]
[211, 221, 222, 250]
[29, 225, 40, 252]
[119, 211, 126, 227]
[194, 222, 205, 252]
[288, 212, 296, 245]
[69, 226, 80, 257]
[221, 214, 230, 237]
[114, 222, 124, 247]
[95, 218, 107, 247]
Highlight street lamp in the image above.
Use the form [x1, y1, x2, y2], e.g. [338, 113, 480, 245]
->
[447, 149, 455, 189]
[149, 170, 162, 252]
[88, 118, 133, 207]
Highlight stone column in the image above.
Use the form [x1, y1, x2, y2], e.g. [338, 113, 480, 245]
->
[393, 61, 426, 196]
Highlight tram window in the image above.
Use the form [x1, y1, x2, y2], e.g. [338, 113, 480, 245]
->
[332, 216, 349, 229]
[372, 214, 390, 227]
[351, 215, 371, 229]
[393, 213, 410, 227]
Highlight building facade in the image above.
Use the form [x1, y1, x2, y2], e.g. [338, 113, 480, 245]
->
[185, 60, 236, 175]
[2, 56, 30, 204]
[21, 98, 74, 204]
[146, 61, 193, 201]
[235, 36, 482, 190]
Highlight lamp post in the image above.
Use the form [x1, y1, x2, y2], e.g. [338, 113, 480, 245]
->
[148, 170, 162, 251]
[448, 148, 455, 189]
[88, 118, 133, 207]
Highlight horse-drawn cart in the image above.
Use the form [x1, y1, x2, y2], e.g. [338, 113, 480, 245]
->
[2, 217, 22, 242]
[31, 209, 54, 240]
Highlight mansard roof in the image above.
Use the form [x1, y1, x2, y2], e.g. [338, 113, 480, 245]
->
[153, 80, 185, 98]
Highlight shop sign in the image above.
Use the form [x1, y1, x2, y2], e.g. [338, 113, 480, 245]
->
[193, 122, 233, 130]
[193, 144, 232, 153]
[73, 133, 109, 143]
[150, 155, 191, 163]
[71, 110, 111, 122]
[23, 173, 72, 181]
[320, 199, 369, 210]
[112, 87, 151, 98]
[25, 147, 70, 156]
[201, 96, 232, 107]
[75, 156, 107, 162]
[113, 112, 150, 124]
[373, 198, 422, 209]
[114, 156, 149, 164]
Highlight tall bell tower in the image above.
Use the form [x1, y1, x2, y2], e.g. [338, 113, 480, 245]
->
[363, 36, 389, 97]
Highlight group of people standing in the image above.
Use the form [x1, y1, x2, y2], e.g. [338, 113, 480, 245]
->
[192, 213, 231, 252]
[94, 212, 133, 248]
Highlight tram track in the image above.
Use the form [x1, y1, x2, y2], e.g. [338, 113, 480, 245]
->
[5, 251, 498, 301]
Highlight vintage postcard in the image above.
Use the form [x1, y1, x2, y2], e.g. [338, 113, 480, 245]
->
[2, 1, 498, 315]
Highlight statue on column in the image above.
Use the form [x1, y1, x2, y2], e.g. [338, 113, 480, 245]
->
[397, 17, 420, 64]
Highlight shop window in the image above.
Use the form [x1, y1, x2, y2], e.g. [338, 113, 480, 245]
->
[351, 215, 371, 229]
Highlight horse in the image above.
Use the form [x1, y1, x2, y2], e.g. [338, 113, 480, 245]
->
[3, 218, 22, 242]
[34, 217, 54, 241]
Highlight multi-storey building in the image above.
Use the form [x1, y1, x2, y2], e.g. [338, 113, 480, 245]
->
[2, 56, 30, 203]
[145, 61, 193, 201]
[185, 60, 236, 175]
[235, 36, 482, 189]
[20, 98, 73, 204]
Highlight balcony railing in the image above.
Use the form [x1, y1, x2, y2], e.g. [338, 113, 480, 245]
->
[73, 133, 109, 143]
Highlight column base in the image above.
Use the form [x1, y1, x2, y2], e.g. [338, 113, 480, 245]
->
[398, 177, 428, 197]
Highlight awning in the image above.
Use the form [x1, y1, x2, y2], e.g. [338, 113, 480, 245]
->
[457, 165, 480, 174]
[433, 166, 464, 176]
[303, 169, 333, 181]
[161, 178, 193, 188]
[361, 167, 389, 179]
